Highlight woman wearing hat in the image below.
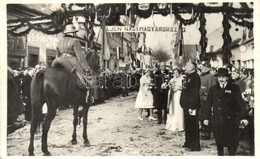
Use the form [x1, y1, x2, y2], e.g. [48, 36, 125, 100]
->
[135, 68, 156, 121]
[51, 24, 93, 88]
[199, 67, 248, 155]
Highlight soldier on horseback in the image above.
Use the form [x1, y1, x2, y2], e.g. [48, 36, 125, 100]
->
[51, 24, 94, 89]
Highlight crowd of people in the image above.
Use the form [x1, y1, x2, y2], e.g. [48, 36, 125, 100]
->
[7, 59, 254, 155]
[7, 63, 143, 132]
[134, 61, 254, 156]
[7, 64, 46, 133]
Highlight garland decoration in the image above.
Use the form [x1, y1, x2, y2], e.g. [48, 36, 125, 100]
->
[135, 3, 153, 19]
[172, 4, 200, 26]
[199, 3, 207, 59]
[221, 3, 232, 64]
[229, 14, 253, 29]
[7, 3, 253, 36]
[7, 8, 101, 36]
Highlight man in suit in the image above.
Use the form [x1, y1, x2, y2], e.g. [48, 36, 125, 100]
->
[200, 67, 248, 155]
[152, 63, 169, 124]
[180, 61, 201, 151]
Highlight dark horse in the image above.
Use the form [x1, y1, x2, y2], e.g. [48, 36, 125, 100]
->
[28, 51, 100, 156]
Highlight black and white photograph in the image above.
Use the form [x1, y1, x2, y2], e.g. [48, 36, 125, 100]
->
[1, 1, 259, 157]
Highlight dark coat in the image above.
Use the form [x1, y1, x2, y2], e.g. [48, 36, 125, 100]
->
[233, 78, 246, 93]
[152, 69, 169, 109]
[180, 71, 201, 110]
[8, 71, 25, 120]
[21, 74, 32, 98]
[199, 82, 246, 147]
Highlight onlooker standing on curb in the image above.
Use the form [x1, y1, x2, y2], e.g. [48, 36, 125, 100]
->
[135, 69, 156, 121]
[180, 61, 201, 151]
[199, 65, 217, 140]
[200, 68, 248, 156]
[152, 63, 169, 125]
[21, 67, 33, 121]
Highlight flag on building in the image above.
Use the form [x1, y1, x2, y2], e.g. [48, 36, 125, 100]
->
[98, 28, 111, 60]
[174, 22, 184, 58]
[196, 44, 200, 62]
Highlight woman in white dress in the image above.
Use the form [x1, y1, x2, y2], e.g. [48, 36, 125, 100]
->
[166, 68, 185, 132]
[135, 69, 156, 121]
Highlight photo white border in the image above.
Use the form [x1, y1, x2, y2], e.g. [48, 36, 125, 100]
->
[1, 0, 259, 158]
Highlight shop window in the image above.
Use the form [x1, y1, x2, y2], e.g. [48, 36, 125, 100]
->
[46, 49, 56, 67]
[29, 54, 39, 67]
[8, 55, 24, 69]
[28, 46, 39, 67]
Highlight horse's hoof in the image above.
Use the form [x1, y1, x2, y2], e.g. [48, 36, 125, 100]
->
[29, 153, 34, 156]
[43, 151, 51, 156]
[71, 140, 77, 145]
[84, 142, 90, 147]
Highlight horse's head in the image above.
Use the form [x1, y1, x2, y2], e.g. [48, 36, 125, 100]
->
[86, 49, 100, 74]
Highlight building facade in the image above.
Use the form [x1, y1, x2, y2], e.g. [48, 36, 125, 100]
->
[206, 23, 254, 69]
[7, 4, 62, 69]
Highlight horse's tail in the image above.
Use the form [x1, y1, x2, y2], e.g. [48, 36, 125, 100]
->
[30, 70, 45, 133]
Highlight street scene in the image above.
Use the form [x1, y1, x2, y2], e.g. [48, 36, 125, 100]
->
[4, 2, 255, 157]
[7, 91, 252, 156]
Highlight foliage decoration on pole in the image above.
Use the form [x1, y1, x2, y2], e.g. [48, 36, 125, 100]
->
[222, 3, 232, 64]
[198, 3, 207, 60]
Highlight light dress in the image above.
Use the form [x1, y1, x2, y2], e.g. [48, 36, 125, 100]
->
[166, 76, 185, 132]
[135, 75, 154, 109]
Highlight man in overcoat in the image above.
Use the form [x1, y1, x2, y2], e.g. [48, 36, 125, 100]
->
[180, 61, 201, 151]
[199, 67, 248, 155]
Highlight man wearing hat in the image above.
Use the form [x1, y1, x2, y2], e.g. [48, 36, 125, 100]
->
[52, 24, 94, 88]
[199, 67, 248, 155]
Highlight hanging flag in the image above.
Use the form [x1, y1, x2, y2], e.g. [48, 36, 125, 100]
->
[103, 32, 111, 60]
[169, 4, 173, 18]
[135, 15, 141, 26]
[126, 3, 131, 15]
[196, 44, 200, 61]
[97, 27, 110, 60]
[174, 22, 183, 57]
[191, 7, 194, 20]
[116, 47, 120, 60]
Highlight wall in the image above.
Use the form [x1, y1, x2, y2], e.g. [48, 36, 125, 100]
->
[27, 29, 62, 66]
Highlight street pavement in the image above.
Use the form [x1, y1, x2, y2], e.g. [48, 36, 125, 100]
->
[6, 91, 252, 156]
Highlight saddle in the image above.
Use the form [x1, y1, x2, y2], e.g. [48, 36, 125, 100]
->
[53, 64, 95, 104]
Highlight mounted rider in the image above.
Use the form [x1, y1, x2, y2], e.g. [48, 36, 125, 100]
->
[51, 24, 94, 89]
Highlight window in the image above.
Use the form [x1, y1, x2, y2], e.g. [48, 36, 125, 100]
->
[29, 54, 39, 67]
[46, 49, 56, 67]
[28, 46, 39, 67]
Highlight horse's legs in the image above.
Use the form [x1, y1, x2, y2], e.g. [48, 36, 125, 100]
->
[82, 103, 90, 146]
[28, 107, 42, 156]
[71, 105, 79, 144]
[41, 105, 57, 156]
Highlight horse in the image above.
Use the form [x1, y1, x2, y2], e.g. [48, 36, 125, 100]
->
[28, 48, 101, 156]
